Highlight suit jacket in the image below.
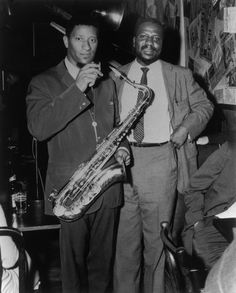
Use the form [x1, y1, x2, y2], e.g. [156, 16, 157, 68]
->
[111, 60, 214, 193]
[184, 141, 236, 229]
[26, 61, 127, 215]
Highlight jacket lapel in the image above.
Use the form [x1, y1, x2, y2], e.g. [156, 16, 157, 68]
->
[56, 61, 75, 88]
[116, 63, 133, 112]
[161, 60, 176, 123]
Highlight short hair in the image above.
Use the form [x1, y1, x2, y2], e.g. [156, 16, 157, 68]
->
[65, 16, 101, 37]
[133, 17, 164, 36]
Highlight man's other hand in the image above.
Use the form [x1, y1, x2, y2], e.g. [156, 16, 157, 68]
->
[170, 125, 188, 148]
[115, 148, 131, 166]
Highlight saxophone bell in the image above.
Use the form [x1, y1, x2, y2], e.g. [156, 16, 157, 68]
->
[52, 160, 127, 221]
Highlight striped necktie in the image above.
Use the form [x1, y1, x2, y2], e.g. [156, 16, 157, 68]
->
[133, 67, 149, 143]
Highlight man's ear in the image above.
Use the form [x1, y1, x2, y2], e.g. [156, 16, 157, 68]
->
[132, 36, 136, 48]
[63, 35, 68, 48]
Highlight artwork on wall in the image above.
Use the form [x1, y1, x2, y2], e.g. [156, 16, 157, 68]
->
[184, 0, 236, 105]
[126, 0, 181, 29]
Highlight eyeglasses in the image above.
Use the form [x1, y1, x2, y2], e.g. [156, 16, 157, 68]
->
[136, 34, 162, 43]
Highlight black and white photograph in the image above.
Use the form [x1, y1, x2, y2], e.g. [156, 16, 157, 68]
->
[0, 1, 236, 293]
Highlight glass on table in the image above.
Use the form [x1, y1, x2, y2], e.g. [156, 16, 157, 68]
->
[14, 192, 27, 215]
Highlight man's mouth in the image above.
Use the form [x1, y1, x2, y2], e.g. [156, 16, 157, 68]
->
[143, 49, 155, 55]
[81, 54, 91, 58]
[142, 46, 157, 55]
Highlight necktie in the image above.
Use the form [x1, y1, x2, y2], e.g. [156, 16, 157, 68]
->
[133, 67, 149, 143]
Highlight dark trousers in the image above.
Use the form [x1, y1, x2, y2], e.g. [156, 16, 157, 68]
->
[182, 216, 229, 270]
[171, 192, 186, 245]
[60, 205, 119, 293]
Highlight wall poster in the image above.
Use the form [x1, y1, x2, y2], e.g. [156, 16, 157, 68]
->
[184, 0, 236, 105]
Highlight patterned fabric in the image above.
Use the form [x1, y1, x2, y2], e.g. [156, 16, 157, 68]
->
[133, 67, 149, 143]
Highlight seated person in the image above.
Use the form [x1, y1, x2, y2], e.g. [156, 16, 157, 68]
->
[0, 204, 40, 293]
[182, 133, 236, 270]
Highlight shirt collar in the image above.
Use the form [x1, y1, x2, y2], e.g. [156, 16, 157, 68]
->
[64, 57, 80, 80]
[134, 59, 161, 71]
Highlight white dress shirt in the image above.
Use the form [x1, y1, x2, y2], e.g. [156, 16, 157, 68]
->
[120, 59, 171, 143]
[64, 57, 79, 79]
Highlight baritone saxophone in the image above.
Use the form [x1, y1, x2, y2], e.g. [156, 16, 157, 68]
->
[49, 65, 154, 222]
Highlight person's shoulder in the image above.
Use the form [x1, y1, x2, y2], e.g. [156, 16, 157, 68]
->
[118, 62, 133, 72]
[161, 60, 190, 73]
[30, 61, 64, 84]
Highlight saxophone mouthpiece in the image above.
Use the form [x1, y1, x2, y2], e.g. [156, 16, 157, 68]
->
[109, 64, 147, 92]
[109, 65, 129, 81]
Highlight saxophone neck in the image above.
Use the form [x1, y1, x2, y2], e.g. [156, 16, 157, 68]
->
[109, 65, 149, 93]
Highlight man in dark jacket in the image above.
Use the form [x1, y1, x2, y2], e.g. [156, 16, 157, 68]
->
[26, 16, 130, 293]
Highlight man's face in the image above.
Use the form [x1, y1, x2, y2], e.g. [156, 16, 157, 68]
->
[63, 25, 98, 66]
[133, 21, 163, 66]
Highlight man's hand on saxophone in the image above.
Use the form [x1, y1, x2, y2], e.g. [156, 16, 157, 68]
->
[115, 147, 131, 166]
